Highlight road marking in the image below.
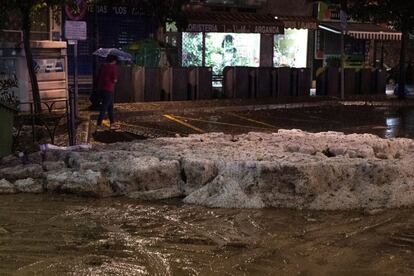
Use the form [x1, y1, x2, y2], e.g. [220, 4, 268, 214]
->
[119, 121, 181, 137]
[227, 112, 278, 129]
[173, 115, 274, 131]
[163, 114, 205, 133]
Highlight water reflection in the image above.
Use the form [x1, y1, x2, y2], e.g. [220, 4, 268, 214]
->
[385, 117, 401, 138]
[384, 108, 414, 138]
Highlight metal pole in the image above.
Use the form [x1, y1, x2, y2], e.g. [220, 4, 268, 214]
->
[65, 99, 73, 146]
[68, 40, 78, 146]
[340, 30, 345, 100]
[340, 0, 347, 100]
[68, 88, 76, 146]
[202, 32, 206, 67]
[73, 40, 79, 118]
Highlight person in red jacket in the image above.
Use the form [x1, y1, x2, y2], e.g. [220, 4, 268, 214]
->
[96, 54, 118, 131]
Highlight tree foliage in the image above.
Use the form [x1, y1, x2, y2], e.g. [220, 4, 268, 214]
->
[0, 0, 189, 112]
[348, 0, 414, 32]
[321, 0, 414, 98]
[347, 0, 414, 99]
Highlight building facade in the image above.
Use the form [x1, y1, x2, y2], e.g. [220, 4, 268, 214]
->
[170, 0, 317, 86]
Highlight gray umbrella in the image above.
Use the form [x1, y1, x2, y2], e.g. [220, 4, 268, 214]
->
[93, 48, 132, 61]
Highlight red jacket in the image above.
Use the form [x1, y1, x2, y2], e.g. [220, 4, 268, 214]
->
[97, 63, 117, 92]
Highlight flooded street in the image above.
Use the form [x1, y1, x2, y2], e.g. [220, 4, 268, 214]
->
[0, 195, 413, 275]
[3, 105, 414, 275]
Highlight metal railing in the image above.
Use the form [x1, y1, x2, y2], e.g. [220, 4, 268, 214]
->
[13, 98, 71, 150]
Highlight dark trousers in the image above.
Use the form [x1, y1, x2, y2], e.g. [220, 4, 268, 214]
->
[97, 91, 114, 125]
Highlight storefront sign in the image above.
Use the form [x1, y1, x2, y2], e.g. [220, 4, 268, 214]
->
[87, 5, 144, 16]
[65, 20, 87, 40]
[186, 23, 283, 34]
[318, 2, 353, 23]
[284, 21, 318, 30]
[33, 59, 65, 74]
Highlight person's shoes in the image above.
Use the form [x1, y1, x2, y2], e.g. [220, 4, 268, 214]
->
[102, 119, 111, 128]
[95, 125, 106, 132]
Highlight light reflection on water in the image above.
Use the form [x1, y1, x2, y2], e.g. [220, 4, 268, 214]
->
[385, 117, 401, 138]
[384, 109, 414, 138]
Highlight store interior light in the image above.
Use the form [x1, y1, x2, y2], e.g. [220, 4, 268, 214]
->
[319, 25, 342, 34]
[274, 16, 278, 19]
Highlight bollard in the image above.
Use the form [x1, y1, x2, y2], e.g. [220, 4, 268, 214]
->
[273, 67, 292, 99]
[344, 68, 357, 97]
[132, 67, 162, 102]
[359, 68, 373, 95]
[372, 68, 387, 95]
[189, 67, 213, 100]
[296, 68, 311, 97]
[162, 67, 190, 101]
[255, 67, 273, 99]
[326, 67, 340, 97]
[223, 67, 254, 99]
[114, 66, 133, 103]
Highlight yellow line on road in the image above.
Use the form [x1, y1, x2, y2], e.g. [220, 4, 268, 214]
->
[119, 121, 182, 135]
[172, 115, 274, 131]
[227, 112, 278, 129]
[163, 114, 205, 133]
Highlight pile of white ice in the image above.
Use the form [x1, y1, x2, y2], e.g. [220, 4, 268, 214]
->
[1, 130, 414, 210]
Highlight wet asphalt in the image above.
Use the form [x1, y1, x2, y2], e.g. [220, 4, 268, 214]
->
[91, 105, 414, 144]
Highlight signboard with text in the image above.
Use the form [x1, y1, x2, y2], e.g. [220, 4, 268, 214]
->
[185, 23, 284, 34]
[65, 20, 87, 41]
[318, 2, 353, 23]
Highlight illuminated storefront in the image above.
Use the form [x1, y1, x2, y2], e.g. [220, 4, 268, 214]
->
[315, 2, 401, 69]
[177, 11, 284, 85]
[274, 29, 309, 68]
[178, 12, 317, 85]
[183, 32, 261, 75]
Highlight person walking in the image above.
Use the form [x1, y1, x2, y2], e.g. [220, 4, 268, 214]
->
[96, 54, 118, 131]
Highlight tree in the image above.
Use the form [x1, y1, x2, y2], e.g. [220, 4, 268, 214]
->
[0, 0, 67, 113]
[345, 0, 414, 99]
[141, 0, 189, 41]
[1, 0, 188, 113]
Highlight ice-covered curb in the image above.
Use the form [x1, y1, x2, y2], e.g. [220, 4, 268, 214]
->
[1, 130, 414, 210]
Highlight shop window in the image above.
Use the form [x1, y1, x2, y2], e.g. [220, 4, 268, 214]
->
[182, 32, 203, 67]
[274, 29, 308, 68]
[205, 33, 260, 76]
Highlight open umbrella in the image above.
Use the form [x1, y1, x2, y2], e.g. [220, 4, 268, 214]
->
[93, 48, 132, 61]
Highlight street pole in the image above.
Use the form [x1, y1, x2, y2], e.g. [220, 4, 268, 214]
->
[68, 40, 78, 146]
[65, 18, 86, 146]
[340, 0, 348, 100]
[73, 40, 79, 118]
[340, 30, 345, 100]
[202, 32, 206, 67]
[68, 84, 76, 146]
